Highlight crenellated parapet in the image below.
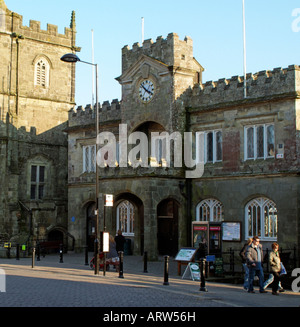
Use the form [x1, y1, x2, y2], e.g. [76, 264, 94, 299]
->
[179, 65, 300, 110]
[2, 6, 76, 47]
[121, 33, 199, 72]
[68, 99, 121, 128]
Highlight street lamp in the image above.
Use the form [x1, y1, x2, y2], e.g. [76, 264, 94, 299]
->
[60, 53, 100, 275]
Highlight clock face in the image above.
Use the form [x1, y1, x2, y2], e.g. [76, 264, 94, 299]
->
[139, 79, 155, 103]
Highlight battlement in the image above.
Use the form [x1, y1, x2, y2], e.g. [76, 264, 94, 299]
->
[179, 65, 300, 109]
[121, 33, 195, 72]
[2, 5, 75, 45]
[68, 99, 121, 128]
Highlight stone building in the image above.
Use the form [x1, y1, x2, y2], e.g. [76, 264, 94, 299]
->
[67, 32, 300, 260]
[0, 1, 78, 249]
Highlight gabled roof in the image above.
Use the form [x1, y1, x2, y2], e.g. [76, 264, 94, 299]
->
[116, 54, 169, 83]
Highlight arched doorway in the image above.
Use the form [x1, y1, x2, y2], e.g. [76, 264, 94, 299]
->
[157, 199, 179, 256]
[86, 202, 96, 251]
[114, 193, 144, 255]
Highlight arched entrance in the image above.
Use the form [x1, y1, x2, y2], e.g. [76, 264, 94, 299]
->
[157, 199, 179, 256]
[114, 193, 144, 255]
[86, 202, 96, 251]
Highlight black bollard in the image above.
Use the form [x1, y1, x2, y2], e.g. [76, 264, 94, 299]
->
[143, 251, 148, 273]
[36, 242, 40, 261]
[163, 255, 169, 285]
[103, 253, 107, 276]
[199, 258, 208, 292]
[59, 244, 63, 263]
[84, 245, 89, 266]
[32, 247, 35, 268]
[118, 251, 124, 278]
[16, 244, 20, 261]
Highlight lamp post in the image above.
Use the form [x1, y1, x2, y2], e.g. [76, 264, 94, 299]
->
[60, 53, 100, 275]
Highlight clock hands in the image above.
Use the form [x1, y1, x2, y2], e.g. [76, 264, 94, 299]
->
[141, 84, 153, 96]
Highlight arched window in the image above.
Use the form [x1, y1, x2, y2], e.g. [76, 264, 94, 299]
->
[245, 197, 277, 240]
[116, 200, 134, 236]
[196, 199, 224, 222]
[35, 58, 50, 88]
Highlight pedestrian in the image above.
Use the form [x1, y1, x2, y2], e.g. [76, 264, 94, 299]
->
[239, 238, 252, 291]
[269, 242, 284, 295]
[115, 229, 126, 253]
[245, 236, 267, 293]
[107, 234, 119, 268]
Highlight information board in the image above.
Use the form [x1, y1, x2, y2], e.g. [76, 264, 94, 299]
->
[175, 248, 197, 262]
[222, 222, 241, 241]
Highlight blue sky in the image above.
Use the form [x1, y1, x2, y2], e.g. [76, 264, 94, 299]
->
[5, 0, 300, 107]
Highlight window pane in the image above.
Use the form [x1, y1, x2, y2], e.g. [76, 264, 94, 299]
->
[267, 125, 275, 157]
[31, 166, 37, 182]
[257, 126, 264, 158]
[38, 185, 44, 200]
[216, 131, 222, 161]
[39, 166, 45, 182]
[30, 185, 36, 200]
[207, 132, 213, 162]
[247, 127, 254, 158]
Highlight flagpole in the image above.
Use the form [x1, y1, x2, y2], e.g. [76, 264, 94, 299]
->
[92, 29, 95, 108]
[242, 0, 247, 98]
[141, 17, 144, 43]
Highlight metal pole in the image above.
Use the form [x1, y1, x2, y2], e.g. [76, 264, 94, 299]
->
[242, 0, 247, 98]
[143, 251, 148, 273]
[119, 251, 124, 278]
[163, 255, 169, 285]
[199, 258, 208, 292]
[59, 244, 63, 263]
[32, 247, 35, 268]
[94, 63, 100, 275]
[84, 245, 89, 265]
[16, 244, 20, 261]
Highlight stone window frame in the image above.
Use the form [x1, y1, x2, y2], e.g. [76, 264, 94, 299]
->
[33, 55, 51, 88]
[244, 124, 275, 161]
[196, 199, 224, 222]
[196, 130, 222, 164]
[116, 200, 135, 236]
[27, 156, 52, 201]
[82, 145, 96, 173]
[245, 197, 278, 241]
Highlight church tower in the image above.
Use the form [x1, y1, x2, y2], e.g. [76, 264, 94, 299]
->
[0, 1, 78, 248]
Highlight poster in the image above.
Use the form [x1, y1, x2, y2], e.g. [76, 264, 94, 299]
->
[222, 222, 241, 241]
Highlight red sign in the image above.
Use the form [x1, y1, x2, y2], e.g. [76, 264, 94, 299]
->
[194, 226, 207, 231]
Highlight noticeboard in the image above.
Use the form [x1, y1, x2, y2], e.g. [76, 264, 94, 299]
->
[175, 248, 197, 262]
[222, 222, 241, 242]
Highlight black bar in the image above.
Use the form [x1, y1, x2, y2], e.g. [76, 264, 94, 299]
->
[143, 251, 148, 273]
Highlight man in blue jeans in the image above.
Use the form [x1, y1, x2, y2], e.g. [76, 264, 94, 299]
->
[245, 236, 267, 293]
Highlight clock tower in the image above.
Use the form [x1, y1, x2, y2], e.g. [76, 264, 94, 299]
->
[116, 33, 204, 134]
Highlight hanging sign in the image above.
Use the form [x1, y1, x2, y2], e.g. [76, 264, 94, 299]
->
[105, 194, 113, 207]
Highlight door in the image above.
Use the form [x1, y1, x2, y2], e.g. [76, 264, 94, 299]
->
[86, 202, 96, 251]
[157, 199, 178, 256]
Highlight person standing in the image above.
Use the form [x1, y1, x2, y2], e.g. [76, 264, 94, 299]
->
[239, 238, 252, 291]
[115, 229, 126, 253]
[246, 236, 267, 293]
[269, 242, 283, 295]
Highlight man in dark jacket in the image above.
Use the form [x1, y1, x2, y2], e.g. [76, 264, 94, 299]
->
[115, 230, 126, 253]
[245, 236, 267, 293]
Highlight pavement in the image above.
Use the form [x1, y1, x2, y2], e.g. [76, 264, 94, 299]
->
[0, 252, 299, 324]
